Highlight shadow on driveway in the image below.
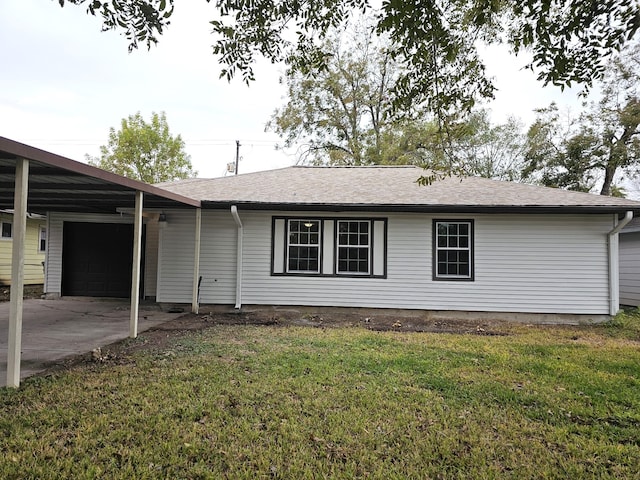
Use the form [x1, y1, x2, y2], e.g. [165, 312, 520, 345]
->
[0, 298, 187, 385]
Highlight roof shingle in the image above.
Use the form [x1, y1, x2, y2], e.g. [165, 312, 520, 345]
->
[157, 166, 640, 213]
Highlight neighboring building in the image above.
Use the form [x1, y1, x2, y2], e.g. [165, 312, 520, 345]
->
[0, 210, 46, 286]
[620, 218, 640, 307]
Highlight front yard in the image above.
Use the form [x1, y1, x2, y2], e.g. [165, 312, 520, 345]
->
[1, 310, 639, 479]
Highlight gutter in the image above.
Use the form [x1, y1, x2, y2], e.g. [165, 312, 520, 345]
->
[608, 211, 633, 316]
[231, 205, 243, 309]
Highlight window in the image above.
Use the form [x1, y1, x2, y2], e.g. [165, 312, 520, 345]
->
[337, 220, 370, 274]
[39, 226, 47, 252]
[1, 222, 12, 239]
[287, 219, 321, 273]
[434, 220, 473, 280]
[272, 217, 386, 277]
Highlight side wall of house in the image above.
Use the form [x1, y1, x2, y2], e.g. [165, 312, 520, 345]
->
[619, 231, 640, 307]
[0, 212, 46, 285]
[157, 210, 612, 315]
[156, 209, 236, 304]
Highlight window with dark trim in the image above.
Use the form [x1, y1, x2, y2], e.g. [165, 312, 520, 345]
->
[336, 220, 370, 274]
[287, 219, 321, 273]
[1, 222, 12, 239]
[272, 216, 387, 278]
[433, 220, 473, 280]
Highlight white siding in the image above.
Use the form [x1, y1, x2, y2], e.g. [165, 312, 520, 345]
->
[144, 220, 159, 298]
[45, 212, 134, 295]
[180, 211, 610, 314]
[156, 209, 197, 302]
[620, 232, 640, 307]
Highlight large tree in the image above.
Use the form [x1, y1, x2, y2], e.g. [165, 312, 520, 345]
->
[88, 111, 197, 184]
[58, 1, 640, 117]
[419, 110, 527, 181]
[523, 43, 640, 196]
[267, 25, 428, 166]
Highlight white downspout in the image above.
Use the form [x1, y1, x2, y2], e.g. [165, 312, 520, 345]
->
[608, 211, 633, 316]
[231, 205, 243, 309]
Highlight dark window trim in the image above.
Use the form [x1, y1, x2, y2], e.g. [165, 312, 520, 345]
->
[271, 216, 387, 278]
[432, 219, 474, 282]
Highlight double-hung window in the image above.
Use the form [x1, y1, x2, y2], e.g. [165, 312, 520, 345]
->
[287, 219, 321, 273]
[433, 220, 473, 280]
[272, 217, 386, 277]
[1, 222, 12, 239]
[336, 220, 370, 275]
[39, 226, 47, 252]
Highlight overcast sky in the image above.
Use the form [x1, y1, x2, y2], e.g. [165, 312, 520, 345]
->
[0, 0, 585, 179]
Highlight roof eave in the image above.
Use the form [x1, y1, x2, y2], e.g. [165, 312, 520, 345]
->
[201, 200, 640, 215]
[0, 136, 201, 208]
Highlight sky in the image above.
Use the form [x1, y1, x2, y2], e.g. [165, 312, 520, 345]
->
[0, 0, 587, 179]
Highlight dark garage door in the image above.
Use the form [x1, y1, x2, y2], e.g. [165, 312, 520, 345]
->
[62, 222, 135, 297]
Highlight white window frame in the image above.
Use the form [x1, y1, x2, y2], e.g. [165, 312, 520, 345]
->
[336, 220, 371, 275]
[1, 221, 12, 240]
[286, 219, 321, 274]
[434, 220, 473, 280]
[38, 226, 47, 252]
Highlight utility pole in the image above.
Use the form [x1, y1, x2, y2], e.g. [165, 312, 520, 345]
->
[235, 140, 240, 175]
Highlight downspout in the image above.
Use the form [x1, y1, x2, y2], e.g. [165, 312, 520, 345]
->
[231, 205, 243, 309]
[607, 211, 633, 316]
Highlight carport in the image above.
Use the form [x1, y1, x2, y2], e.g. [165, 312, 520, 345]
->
[0, 136, 202, 387]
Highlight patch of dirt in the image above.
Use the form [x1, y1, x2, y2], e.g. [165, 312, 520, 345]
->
[37, 308, 514, 379]
[0, 284, 43, 302]
[94, 310, 511, 359]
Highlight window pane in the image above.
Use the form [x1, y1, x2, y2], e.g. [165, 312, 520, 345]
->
[287, 219, 320, 273]
[336, 221, 370, 274]
[435, 221, 472, 279]
[1, 223, 12, 238]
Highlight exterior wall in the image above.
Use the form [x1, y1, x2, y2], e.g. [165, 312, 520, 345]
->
[157, 210, 612, 315]
[46, 212, 138, 296]
[620, 231, 640, 307]
[156, 209, 237, 304]
[0, 212, 46, 285]
[144, 220, 160, 298]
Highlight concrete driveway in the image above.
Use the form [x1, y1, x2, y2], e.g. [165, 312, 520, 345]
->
[0, 298, 187, 385]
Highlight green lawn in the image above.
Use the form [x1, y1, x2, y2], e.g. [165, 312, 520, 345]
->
[1, 311, 639, 479]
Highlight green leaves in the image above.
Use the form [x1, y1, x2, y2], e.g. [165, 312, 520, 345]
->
[87, 111, 197, 184]
[523, 45, 640, 196]
[57, 0, 174, 51]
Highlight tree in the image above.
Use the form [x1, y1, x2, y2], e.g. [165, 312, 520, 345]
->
[60, 0, 640, 117]
[420, 110, 527, 181]
[267, 25, 428, 166]
[88, 112, 197, 184]
[523, 43, 640, 196]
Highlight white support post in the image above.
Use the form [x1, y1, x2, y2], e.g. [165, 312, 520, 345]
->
[7, 158, 29, 388]
[191, 208, 202, 314]
[129, 191, 143, 338]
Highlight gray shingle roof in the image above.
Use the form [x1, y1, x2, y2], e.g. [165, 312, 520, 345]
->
[157, 166, 640, 213]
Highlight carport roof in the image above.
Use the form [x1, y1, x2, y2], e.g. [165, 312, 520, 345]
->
[0, 137, 201, 214]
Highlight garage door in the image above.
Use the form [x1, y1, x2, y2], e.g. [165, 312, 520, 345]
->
[62, 222, 136, 297]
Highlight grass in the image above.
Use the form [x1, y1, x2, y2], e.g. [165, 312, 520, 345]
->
[1, 312, 640, 479]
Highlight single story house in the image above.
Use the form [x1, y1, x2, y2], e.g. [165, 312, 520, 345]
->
[3, 137, 640, 322]
[140, 166, 639, 320]
[0, 210, 46, 285]
[620, 218, 640, 307]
